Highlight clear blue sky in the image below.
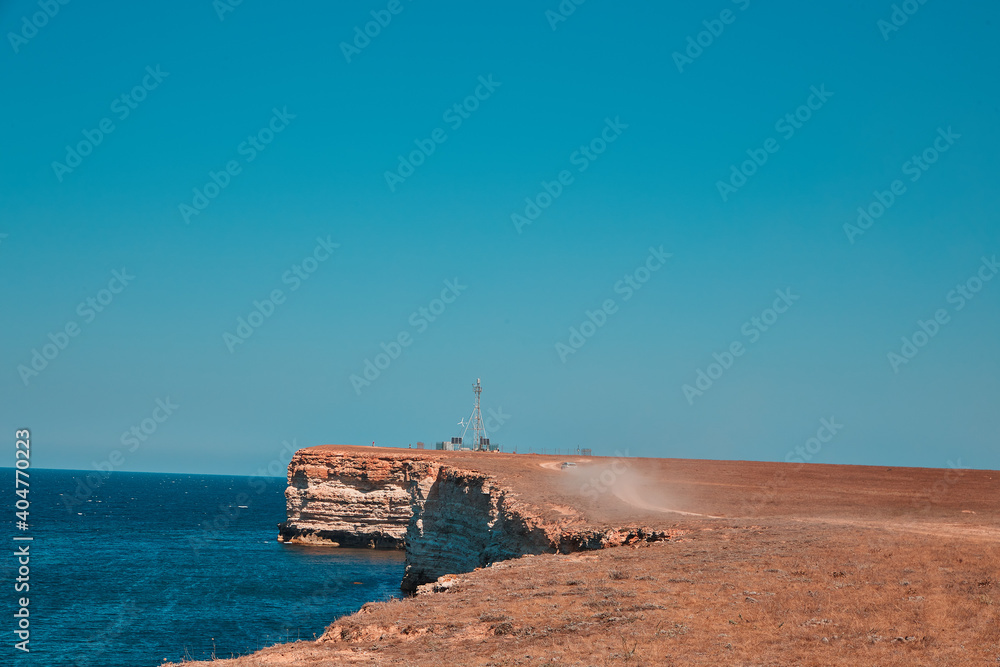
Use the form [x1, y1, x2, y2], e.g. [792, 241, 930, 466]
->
[1, 0, 998, 474]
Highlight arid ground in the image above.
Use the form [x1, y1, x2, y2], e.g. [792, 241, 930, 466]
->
[172, 447, 999, 666]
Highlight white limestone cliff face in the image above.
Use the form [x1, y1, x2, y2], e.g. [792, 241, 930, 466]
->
[278, 453, 413, 549]
[401, 465, 556, 592]
[279, 449, 668, 592]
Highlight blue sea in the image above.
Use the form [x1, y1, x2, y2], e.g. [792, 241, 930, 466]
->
[1, 469, 404, 666]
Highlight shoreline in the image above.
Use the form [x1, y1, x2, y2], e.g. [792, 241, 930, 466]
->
[167, 446, 1000, 665]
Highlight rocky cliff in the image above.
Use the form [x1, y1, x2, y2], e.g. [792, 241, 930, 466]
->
[278, 451, 413, 549]
[279, 447, 668, 592]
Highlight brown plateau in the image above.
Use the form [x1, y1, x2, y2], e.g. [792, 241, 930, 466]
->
[170, 444, 1000, 666]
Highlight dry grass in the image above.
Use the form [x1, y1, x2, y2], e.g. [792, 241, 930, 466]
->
[167, 449, 1000, 666]
[170, 520, 999, 666]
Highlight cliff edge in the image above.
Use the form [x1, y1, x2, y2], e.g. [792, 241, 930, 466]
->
[277, 445, 668, 591]
[171, 448, 1000, 666]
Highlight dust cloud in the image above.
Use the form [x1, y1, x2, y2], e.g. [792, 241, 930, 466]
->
[547, 458, 721, 519]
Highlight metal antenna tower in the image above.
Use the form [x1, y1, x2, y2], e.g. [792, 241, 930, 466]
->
[459, 378, 488, 450]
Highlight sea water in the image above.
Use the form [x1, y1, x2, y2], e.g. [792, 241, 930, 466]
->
[1, 469, 404, 666]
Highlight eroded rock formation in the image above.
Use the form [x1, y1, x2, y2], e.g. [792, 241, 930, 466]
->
[278, 452, 413, 549]
[278, 448, 668, 592]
